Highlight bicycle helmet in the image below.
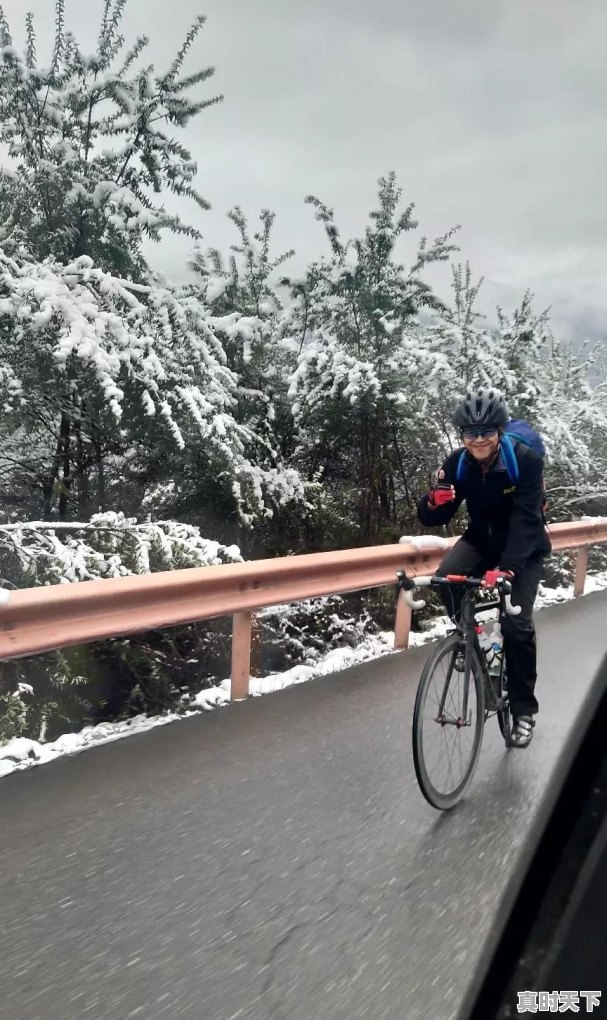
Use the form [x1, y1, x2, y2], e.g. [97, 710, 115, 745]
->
[452, 387, 509, 429]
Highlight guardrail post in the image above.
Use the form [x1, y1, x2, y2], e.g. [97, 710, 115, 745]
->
[231, 610, 253, 701]
[394, 589, 412, 650]
[250, 611, 262, 677]
[574, 547, 589, 598]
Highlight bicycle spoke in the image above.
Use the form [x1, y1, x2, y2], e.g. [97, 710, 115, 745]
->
[404, 574, 511, 809]
[413, 641, 484, 806]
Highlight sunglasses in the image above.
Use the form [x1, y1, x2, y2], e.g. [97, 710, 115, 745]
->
[461, 426, 499, 442]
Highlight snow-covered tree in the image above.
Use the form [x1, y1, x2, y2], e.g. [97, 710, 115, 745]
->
[0, 249, 304, 524]
[488, 293, 553, 416]
[185, 206, 314, 551]
[402, 263, 493, 468]
[0, 2, 304, 527]
[524, 336, 607, 515]
[189, 206, 299, 453]
[286, 174, 459, 540]
[471, 292, 607, 514]
[0, 511, 241, 588]
[0, 0, 220, 269]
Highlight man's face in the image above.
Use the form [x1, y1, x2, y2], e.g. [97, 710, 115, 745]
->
[461, 425, 501, 462]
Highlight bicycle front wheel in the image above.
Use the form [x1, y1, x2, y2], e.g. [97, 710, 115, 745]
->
[412, 634, 486, 810]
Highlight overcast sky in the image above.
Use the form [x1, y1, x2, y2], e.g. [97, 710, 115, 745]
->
[2, 0, 606, 339]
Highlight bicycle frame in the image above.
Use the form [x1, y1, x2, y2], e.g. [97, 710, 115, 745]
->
[458, 589, 479, 724]
[454, 587, 504, 723]
[397, 571, 514, 725]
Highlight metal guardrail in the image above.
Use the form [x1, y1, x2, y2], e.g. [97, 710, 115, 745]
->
[0, 520, 605, 699]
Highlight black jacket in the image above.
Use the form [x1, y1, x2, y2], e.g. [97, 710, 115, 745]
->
[417, 442, 551, 574]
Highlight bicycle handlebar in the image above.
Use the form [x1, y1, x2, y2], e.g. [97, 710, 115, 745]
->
[396, 572, 522, 616]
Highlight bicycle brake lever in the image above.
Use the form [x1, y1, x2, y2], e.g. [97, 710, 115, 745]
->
[402, 589, 426, 610]
[504, 593, 521, 616]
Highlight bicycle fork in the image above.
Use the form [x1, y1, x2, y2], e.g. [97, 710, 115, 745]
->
[435, 629, 476, 729]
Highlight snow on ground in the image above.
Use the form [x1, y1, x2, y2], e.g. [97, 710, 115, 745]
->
[247, 629, 396, 696]
[2, 570, 607, 779]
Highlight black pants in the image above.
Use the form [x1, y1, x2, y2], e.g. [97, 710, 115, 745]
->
[436, 539, 545, 718]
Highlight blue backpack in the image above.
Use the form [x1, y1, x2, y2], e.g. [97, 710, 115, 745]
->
[456, 418, 546, 488]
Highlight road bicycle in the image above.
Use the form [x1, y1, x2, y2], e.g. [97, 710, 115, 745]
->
[397, 570, 521, 810]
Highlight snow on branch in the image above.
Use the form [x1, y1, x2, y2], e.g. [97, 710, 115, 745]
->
[0, 512, 242, 587]
[0, 1, 221, 261]
[0, 250, 305, 521]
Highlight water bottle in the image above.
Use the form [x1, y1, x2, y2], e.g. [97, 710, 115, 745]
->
[477, 624, 493, 655]
[487, 622, 503, 678]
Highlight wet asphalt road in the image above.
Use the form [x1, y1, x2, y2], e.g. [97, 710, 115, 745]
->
[1, 591, 606, 1020]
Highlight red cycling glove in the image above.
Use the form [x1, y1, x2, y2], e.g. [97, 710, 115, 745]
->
[482, 569, 515, 588]
[428, 484, 456, 508]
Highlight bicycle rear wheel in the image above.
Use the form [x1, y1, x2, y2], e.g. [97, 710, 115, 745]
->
[412, 634, 486, 810]
[497, 665, 512, 745]
[484, 660, 512, 745]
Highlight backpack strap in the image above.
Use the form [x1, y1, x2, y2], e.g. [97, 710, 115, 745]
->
[500, 433, 519, 484]
[456, 439, 521, 486]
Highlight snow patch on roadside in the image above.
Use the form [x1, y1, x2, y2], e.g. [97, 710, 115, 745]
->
[0, 714, 180, 777]
[247, 630, 396, 696]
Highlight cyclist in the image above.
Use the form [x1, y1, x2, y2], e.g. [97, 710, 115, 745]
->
[417, 387, 551, 748]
